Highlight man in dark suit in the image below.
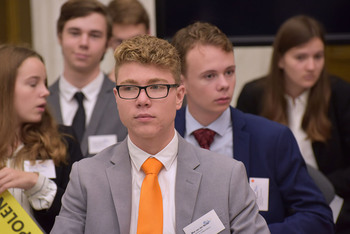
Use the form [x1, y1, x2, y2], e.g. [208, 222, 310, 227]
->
[51, 35, 269, 233]
[47, 0, 127, 157]
[172, 21, 334, 233]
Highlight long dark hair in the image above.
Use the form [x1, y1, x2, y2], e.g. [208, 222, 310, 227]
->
[262, 15, 331, 142]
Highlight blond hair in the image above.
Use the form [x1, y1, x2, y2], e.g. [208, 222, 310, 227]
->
[114, 35, 181, 83]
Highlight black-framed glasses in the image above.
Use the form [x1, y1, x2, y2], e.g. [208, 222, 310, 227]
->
[115, 84, 179, 99]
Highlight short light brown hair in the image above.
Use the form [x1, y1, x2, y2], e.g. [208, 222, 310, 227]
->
[114, 35, 181, 83]
[57, 0, 113, 41]
[171, 21, 233, 75]
[107, 0, 149, 30]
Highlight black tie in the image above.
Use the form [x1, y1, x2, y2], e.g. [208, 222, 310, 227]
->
[72, 92, 85, 143]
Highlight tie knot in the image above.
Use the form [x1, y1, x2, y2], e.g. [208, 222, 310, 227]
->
[141, 158, 163, 175]
[74, 92, 85, 104]
[192, 128, 216, 150]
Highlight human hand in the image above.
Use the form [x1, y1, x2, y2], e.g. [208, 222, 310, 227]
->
[0, 167, 39, 194]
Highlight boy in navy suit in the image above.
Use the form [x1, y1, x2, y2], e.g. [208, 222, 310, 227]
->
[172, 21, 334, 233]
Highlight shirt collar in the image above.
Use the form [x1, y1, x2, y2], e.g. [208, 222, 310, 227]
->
[185, 106, 231, 137]
[285, 89, 309, 107]
[127, 132, 178, 171]
[59, 72, 104, 102]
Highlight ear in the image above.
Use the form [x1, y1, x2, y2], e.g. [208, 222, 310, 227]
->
[175, 84, 185, 110]
[278, 56, 285, 69]
[113, 87, 119, 103]
[57, 33, 63, 46]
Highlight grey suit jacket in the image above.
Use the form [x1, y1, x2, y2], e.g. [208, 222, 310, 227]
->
[51, 134, 269, 234]
[47, 75, 128, 157]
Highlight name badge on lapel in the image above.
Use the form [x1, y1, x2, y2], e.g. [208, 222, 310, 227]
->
[249, 177, 269, 211]
[24, 159, 56, 178]
[88, 134, 117, 154]
[183, 209, 225, 234]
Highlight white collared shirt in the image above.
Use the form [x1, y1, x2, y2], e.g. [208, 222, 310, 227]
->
[58, 72, 104, 126]
[128, 133, 178, 234]
[185, 107, 233, 158]
[286, 90, 318, 169]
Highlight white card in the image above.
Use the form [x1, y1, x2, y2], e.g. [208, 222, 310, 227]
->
[24, 159, 56, 178]
[330, 194, 344, 222]
[249, 177, 269, 211]
[88, 134, 117, 154]
[183, 209, 225, 234]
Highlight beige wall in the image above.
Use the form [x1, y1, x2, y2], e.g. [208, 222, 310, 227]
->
[30, 0, 271, 107]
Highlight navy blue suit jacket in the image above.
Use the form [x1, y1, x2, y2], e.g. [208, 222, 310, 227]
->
[237, 76, 350, 233]
[175, 107, 334, 233]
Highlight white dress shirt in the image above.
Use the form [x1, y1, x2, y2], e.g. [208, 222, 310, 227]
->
[128, 133, 178, 234]
[185, 107, 233, 158]
[58, 72, 104, 126]
[286, 90, 318, 169]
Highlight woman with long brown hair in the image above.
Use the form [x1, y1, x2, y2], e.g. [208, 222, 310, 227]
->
[237, 15, 350, 233]
[0, 45, 82, 233]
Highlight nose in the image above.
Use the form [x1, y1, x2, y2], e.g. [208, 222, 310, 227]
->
[135, 88, 151, 107]
[41, 85, 50, 98]
[306, 58, 316, 70]
[79, 33, 89, 47]
[217, 74, 230, 91]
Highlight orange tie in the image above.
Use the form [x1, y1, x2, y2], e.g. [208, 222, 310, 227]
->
[137, 158, 163, 234]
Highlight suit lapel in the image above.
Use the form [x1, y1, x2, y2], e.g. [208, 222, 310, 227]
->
[106, 140, 132, 233]
[48, 79, 63, 123]
[230, 107, 251, 176]
[175, 108, 186, 136]
[81, 76, 114, 155]
[175, 136, 202, 232]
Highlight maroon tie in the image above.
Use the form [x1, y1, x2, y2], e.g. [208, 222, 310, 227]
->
[192, 128, 216, 150]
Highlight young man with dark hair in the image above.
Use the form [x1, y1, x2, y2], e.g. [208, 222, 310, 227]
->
[48, 0, 127, 157]
[106, 0, 150, 81]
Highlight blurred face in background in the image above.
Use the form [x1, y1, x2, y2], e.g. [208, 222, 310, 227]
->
[279, 37, 325, 98]
[183, 44, 236, 124]
[109, 23, 148, 50]
[58, 12, 108, 73]
[14, 57, 49, 125]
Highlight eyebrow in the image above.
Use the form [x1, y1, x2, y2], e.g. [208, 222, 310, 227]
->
[67, 27, 104, 34]
[200, 65, 236, 74]
[119, 78, 170, 85]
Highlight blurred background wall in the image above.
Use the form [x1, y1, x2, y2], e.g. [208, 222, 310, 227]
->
[1, 0, 349, 106]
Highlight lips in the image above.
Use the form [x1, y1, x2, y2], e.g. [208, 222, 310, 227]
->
[215, 96, 231, 104]
[75, 53, 89, 60]
[136, 114, 154, 118]
[303, 75, 315, 80]
[36, 103, 46, 112]
[135, 114, 154, 121]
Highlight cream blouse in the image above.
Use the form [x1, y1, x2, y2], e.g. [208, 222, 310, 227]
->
[6, 144, 57, 216]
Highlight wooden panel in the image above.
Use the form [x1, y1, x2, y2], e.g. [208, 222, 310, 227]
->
[0, 1, 6, 44]
[326, 45, 350, 83]
[0, 0, 32, 46]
